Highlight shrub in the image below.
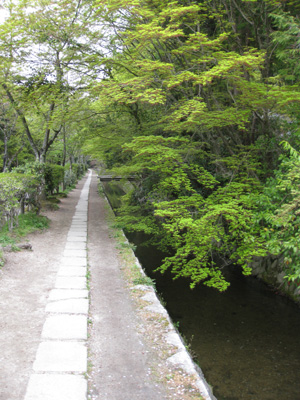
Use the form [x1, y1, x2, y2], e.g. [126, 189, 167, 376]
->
[0, 173, 39, 231]
[44, 164, 64, 195]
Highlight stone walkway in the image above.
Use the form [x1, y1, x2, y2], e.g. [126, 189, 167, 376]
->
[24, 172, 92, 400]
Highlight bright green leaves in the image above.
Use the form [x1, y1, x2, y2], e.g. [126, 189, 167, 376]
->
[162, 100, 251, 133]
[114, 135, 217, 198]
[258, 142, 300, 282]
[153, 180, 267, 291]
[91, 0, 268, 140]
[112, 135, 269, 291]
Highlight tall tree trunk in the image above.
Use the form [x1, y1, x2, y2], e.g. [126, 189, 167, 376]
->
[2, 83, 40, 160]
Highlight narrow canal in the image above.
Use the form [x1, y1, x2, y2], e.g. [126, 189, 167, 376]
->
[103, 182, 300, 400]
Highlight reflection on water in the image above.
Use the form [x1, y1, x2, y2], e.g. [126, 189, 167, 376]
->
[104, 182, 300, 400]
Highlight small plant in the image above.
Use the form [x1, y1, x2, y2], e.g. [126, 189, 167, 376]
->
[116, 241, 136, 251]
[0, 250, 4, 269]
[133, 275, 156, 287]
[173, 320, 180, 329]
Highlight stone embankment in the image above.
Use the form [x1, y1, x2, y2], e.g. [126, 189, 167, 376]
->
[250, 255, 300, 304]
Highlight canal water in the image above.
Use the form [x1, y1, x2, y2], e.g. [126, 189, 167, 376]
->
[103, 182, 300, 400]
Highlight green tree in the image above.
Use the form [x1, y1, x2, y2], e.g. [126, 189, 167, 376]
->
[0, 0, 104, 163]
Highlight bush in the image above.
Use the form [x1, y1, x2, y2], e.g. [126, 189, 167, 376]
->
[0, 173, 40, 231]
[44, 164, 64, 195]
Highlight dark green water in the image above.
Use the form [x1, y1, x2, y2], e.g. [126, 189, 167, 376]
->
[103, 182, 300, 400]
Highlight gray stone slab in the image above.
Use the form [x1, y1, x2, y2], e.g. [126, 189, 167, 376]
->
[48, 289, 88, 301]
[67, 232, 87, 238]
[65, 242, 86, 250]
[55, 276, 87, 289]
[25, 374, 87, 400]
[63, 249, 86, 258]
[61, 256, 87, 267]
[65, 236, 86, 243]
[46, 298, 89, 314]
[68, 229, 87, 234]
[33, 341, 87, 372]
[58, 267, 86, 277]
[42, 315, 87, 340]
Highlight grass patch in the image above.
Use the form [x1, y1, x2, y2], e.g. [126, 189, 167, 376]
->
[0, 212, 49, 247]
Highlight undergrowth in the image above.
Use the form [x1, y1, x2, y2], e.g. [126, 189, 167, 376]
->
[0, 212, 49, 248]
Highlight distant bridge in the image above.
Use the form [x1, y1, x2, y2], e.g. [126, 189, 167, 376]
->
[99, 175, 136, 182]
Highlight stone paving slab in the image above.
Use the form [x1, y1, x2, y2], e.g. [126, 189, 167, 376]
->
[45, 298, 89, 314]
[55, 277, 87, 289]
[57, 267, 86, 277]
[33, 341, 87, 372]
[48, 289, 89, 301]
[65, 236, 87, 242]
[63, 249, 87, 258]
[61, 256, 87, 267]
[24, 374, 87, 400]
[71, 223, 87, 226]
[41, 315, 87, 340]
[65, 242, 86, 250]
[68, 230, 87, 235]
[67, 232, 87, 238]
